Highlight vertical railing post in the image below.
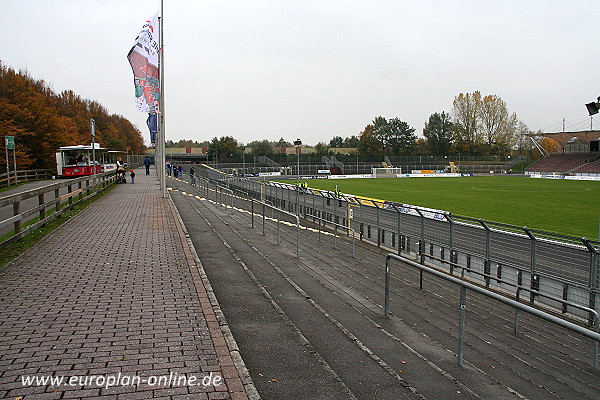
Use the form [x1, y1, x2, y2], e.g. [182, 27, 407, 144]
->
[524, 227, 537, 304]
[277, 211, 281, 244]
[312, 188, 316, 223]
[480, 220, 491, 287]
[457, 285, 467, 366]
[447, 215, 455, 274]
[352, 228, 355, 258]
[318, 213, 322, 241]
[303, 184, 307, 217]
[583, 238, 599, 326]
[296, 215, 300, 259]
[13, 200, 21, 234]
[396, 205, 401, 255]
[262, 202, 266, 236]
[332, 193, 337, 232]
[415, 208, 425, 264]
[334, 224, 338, 249]
[374, 200, 380, 247]
[55, 188, 61, 212]
[384, 255, 391, 318]
[38, 193, 45, 221]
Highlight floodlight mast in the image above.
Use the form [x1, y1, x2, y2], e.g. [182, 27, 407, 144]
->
[294, 139, 302, 187]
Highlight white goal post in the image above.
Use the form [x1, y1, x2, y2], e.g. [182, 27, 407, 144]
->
[372, 167, 403, 178]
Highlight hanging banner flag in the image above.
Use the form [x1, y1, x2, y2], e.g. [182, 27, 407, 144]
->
[127, 13, 160, 113]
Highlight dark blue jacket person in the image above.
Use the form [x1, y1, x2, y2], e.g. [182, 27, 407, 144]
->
[144, 156, 152, 175]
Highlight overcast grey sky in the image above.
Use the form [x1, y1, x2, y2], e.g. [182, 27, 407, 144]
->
[2, 1, 599, 146]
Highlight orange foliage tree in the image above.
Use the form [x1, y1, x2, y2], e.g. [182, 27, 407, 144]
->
[0, 61, 145, 171]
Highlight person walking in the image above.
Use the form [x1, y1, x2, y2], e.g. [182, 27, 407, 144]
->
[189, 166, 195, 186]
[144, 156, 152, 175]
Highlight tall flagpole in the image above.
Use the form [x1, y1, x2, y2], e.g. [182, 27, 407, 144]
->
[159, 0, 167, 197]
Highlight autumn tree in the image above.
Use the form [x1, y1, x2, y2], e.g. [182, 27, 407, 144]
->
[514, 121, 533, 154]
[452, 91, 519, 156]
[479, 94, 518, 155]
[539, 135, 561, 155]
[452, 91, 482, 155]
[0, 61, 145, 171]
[357, 124, 381, 155]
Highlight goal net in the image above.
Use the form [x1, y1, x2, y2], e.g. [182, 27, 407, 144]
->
[372, 167, 403, 178]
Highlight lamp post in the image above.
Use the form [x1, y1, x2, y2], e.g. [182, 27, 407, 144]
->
[294, 139, 302, 185]
[90, 119, 96, 176]
[293, 138, 302, 216]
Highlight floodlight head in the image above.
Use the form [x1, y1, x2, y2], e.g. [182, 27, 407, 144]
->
[586, 102, 599, 116]
[293, 139, 302, 146]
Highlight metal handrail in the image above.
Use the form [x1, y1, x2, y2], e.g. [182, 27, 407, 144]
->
[250, 198, 300, 259]
[215, 184, 233, 211]
[204, 169, 598, 308]
[384, 253, 600, 369]
[304, 213, 356, 258]
[420, 253, 598, 323]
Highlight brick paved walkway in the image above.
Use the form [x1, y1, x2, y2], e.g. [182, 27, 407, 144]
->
[0, 170, 252, 400]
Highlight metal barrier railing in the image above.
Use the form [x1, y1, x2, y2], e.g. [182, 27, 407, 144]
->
[207, 177, 353, 259]
[383, 253, 600, 369]
[179, 175, 302, 259]
[306, 214, 356, 258]
[420, 252, 599, 325]
[215, 185, 233, 212]
[250, 198, 300, 259]
[223, 173, 599, 321]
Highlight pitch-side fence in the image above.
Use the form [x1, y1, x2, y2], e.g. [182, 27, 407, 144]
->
[195, 165, 600, 324]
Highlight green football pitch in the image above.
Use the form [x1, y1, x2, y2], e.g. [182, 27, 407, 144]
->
[296, 176, 600, 240]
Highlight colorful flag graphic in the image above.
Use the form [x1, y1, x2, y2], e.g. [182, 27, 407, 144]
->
[127, 13, 160, 113]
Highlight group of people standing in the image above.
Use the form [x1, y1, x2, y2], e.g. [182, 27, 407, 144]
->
[165, 161, 196, 185]
[166, 161, 183, 178]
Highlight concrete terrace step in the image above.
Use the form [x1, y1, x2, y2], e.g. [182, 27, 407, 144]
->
[169, 177, 600, 400]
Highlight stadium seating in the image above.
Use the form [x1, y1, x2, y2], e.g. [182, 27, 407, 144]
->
[526, 153, 596, 173]
[570, 158, 600, 174]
